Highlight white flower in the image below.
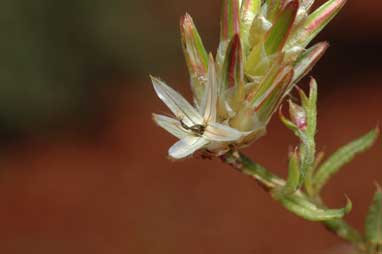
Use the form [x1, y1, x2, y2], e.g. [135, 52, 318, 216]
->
[152, 56, 243, 159]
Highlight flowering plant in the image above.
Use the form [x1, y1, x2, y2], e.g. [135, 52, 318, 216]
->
[151, 0, 381, 253]
[152, 0, 345, 159]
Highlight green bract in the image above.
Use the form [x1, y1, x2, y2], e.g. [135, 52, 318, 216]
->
[153, 0, 346, 158]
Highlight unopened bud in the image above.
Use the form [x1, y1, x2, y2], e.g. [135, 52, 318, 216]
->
[288, 100, 307, 131]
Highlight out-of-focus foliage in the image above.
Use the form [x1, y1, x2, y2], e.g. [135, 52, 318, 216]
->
[0, 0, 174, 134]
[365, 186, 382, 248]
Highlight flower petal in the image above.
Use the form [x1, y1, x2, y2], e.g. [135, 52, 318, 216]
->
[152, 114, 189, 139]
[168, 136, 208, 159]
[151, 76, 203, 126]
[200, 55, 218, 123]
[204, 122, 242, 142]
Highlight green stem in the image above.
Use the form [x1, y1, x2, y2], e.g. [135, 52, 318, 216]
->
[221, 151, 364, 248]
[300, 139, 316, 196]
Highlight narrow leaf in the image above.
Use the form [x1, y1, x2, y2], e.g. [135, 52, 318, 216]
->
[276, 194, 352, 221]
[244, 44, 270, 77]
[221, 35, 244, 89]
[240, 0, 261, 52]
[306, 78, 318, 138]
[264, 0, 299, 55]
[264, 0, 282, 23]
[220, 0, 241, 42]
[314, 128, 380, 193]
[221, 35, 245, 111]
[365, 186, 382, 245]
[297, 0, 346, 48]
[248, 14, 272, 51]
[292, 42, 329, 84]
[254, 66, 294, 123]
[279, 105, 302, 136]
[180, 14, 209, 102]
[295, 80, 317, 193]
[247, 54, 284, 103]
[217, 0, 241, 67]
[280, 150, 301, 195]
[244, 15, 272, 74]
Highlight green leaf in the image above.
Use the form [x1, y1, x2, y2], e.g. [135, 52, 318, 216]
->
[314, 128, 380, 194]
[275, 193, 352, 221]
[247, 55, 283, 102]
[279, 104, 299, 134]
[217, 0, 241, 67]
[221, 34, 244, 89]
[240, 0, 261, 52]
[220, 0, 241, 42]
[264, 0, 299, 55]
[325, 219, 364, 243]
[305, 78, 318, 138]
[221, 35, 245, 112]
[264, 0, 282, 23]
[247, 14, 272, 51]
[244, 44, 271, 77]
[365, 186, 382, 245]
[244, 14, 273, 75]
[295, 80, 317, 194]
[280, 150, 301, 195]
[252, 65, 294, 123]
[292, 42, 329, 84]
[180, 13, 209, 102]
[297, 0, 347, 48]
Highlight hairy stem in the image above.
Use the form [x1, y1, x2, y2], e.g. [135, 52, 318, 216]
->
[221, 151, 364, 248]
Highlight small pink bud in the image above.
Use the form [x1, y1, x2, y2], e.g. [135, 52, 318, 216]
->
[288, 100, 307, 131]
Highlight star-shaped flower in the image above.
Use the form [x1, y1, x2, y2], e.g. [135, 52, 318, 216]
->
[152, 56, 243, 159]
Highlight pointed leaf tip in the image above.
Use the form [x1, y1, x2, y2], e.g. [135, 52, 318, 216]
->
[265, 0, 299, 55]
[293, 42, 329, 84]
[279, 104, 299, 132]
[222, 34, 244, 90]
[180, 13, 209, 103]
[240, 0, 261, 51]
[299, 0, 347, 47]
[276, 193, 352, 221]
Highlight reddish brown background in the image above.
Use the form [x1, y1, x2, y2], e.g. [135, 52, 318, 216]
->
[0, 0, 381, 253]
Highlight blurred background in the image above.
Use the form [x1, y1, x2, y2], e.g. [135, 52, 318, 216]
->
[0, 0, 381, 253]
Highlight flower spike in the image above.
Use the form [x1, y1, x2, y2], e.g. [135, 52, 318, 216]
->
[152, 0, 346, 158]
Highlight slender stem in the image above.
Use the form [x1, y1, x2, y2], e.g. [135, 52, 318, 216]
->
[221, 151, 364, 248]
[301, 139, 316, 196]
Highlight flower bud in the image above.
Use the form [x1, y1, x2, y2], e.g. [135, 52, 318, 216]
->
[288, 100, 307, 131]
